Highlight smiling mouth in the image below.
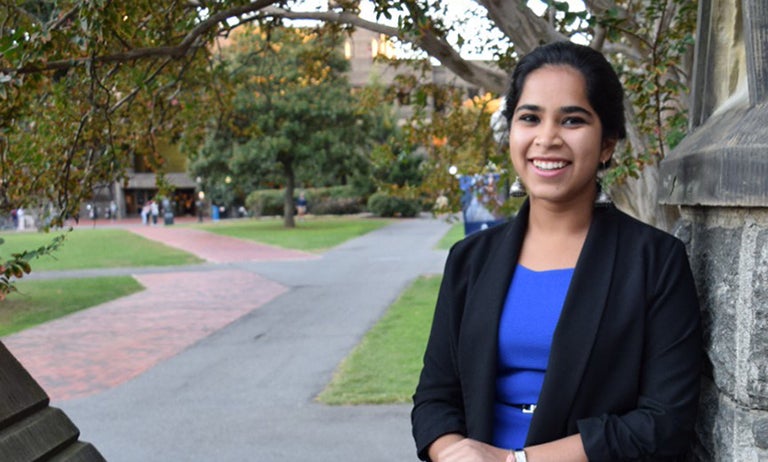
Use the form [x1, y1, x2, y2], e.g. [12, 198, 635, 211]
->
[532, 160, 569, 170]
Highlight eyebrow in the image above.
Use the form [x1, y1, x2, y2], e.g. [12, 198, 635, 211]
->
[515, 104, 594, 116]
[561, 105, 593, 116]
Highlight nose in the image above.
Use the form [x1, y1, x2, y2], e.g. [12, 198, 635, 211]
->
[534, 121, 563, 147]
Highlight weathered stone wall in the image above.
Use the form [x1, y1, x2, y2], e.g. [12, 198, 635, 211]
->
[661, 2, 768, 458]
[675, 207, 768, 461]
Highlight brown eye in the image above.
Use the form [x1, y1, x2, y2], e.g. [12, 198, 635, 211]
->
[562, 117, 586, 126]
[517, 114, 539, 123]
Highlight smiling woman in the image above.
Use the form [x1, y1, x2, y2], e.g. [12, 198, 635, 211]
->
[507, 65, 614, 210]
[411, 42, 701, 462]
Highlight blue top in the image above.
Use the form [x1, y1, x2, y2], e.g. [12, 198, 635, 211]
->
[493, 264, 574, 449]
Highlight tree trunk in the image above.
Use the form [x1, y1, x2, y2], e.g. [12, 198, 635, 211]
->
[283, 162, 296, 228]
[611, 164, 680, 232]
[609, 104, 681, 231]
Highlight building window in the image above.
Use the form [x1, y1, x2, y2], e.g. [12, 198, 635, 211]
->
[371, 34, 396, 59]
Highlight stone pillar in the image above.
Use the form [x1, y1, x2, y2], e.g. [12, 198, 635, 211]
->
[0, 342, 105, 460]
[659, 1, 768, 460]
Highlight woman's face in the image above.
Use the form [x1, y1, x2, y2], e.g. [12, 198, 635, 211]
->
[509, 65, 615, 207]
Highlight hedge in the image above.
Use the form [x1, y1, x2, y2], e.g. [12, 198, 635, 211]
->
[245, 186, 366, 217]
[366, 192, 421, 218]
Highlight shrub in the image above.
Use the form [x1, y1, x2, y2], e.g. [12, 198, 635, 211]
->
[246, 185, 367, 216]
[311, 197, 365, 215]
[306, 186, 366, 215]
[367, 192, 421, 218]
[246, 190, 285, 217]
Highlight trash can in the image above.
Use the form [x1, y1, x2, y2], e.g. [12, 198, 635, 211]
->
[162, 198, 174, 225]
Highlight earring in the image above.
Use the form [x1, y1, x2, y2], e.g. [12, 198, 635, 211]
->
[594, 180, 612, 207]
[509, 176, 527, 197]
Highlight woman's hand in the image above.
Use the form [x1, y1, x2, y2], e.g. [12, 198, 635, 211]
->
[435, 438, 510, 462]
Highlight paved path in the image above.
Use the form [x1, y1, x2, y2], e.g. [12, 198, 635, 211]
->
[4, 270, 287, 401]
[2, 217, 451, 461]
[128, 226, 317, 263]
[4, 222, 315, 401]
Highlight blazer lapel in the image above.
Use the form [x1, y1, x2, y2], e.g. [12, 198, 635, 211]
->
[526, 206, 619, 445]
[460, 201, 530, 442]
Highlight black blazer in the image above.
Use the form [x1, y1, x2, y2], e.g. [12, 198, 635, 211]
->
[412, 201, 702, 461]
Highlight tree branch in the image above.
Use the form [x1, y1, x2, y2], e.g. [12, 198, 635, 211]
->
[474, 0, 568, 54]
[260, 7, 508, 94]
[584, 0, 645, 58]
[3, 0, 280, 74]
[13, 5, 42, 26]
[584, 0, 637, 29]
[47, 6, 80, 32]
[602, 42, 643, 61]
[6, 1, 510, 93]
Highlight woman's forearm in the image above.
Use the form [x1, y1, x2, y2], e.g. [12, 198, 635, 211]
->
[427, 433, 587, 462]
[428, 433, 465, 461]
[524, 434, 587, 462]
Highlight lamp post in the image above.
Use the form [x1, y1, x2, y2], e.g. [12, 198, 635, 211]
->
[196, 191, 205, 223]
[222, 175, 232, 219]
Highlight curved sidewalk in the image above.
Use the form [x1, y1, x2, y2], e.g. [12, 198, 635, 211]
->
[3, 217, 452, 461]
[2, 223, 315, 401]
[3, 270, 287, 401]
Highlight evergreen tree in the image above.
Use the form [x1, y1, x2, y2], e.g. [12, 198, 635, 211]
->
[190, 25, 368, 227]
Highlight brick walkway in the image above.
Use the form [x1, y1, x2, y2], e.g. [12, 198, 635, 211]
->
[2, 222, 315, 401]
[129, 226, 316, 263]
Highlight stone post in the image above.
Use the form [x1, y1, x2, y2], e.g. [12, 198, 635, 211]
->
[659, 0, 768, 460]
[0, 342, 104, 460]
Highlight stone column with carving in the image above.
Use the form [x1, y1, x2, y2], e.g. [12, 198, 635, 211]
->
[659, 1, 768, 460]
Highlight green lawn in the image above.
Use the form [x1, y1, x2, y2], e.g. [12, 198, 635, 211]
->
[198, 216, 392, 252]
[0, 216, 393, 335]
[437, 222, 465, 250]
[317, 275, 441, 405]
[0, 229, 203, 271]
[0, 277, 144, 337]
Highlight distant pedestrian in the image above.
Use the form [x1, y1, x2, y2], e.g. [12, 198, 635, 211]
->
[88, 204, 98, 228]
[16, 207, 25, 231]
[150, 200, 159, 226]
[195, 200, 204, 222]
[109, 201, 118, 221]
[296, 192, 307, 220]
[141, 202, 150, 225]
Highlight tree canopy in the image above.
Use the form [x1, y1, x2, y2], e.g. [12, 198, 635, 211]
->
[189, 25, 370, 227]
[0, 0, 697, 291]
[1, 0, 696, 227]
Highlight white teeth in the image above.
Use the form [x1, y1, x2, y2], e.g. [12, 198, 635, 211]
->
[532, 160, 568, 170]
